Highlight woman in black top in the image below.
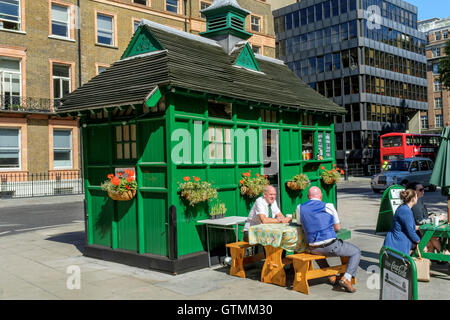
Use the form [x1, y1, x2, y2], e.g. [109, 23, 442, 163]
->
[408, 182, 444, 254]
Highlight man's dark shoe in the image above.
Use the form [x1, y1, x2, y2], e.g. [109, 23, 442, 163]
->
[339, 278, 356, 293]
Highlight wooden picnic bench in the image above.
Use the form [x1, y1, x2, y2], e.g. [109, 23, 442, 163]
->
[286, 252, 356, 295]
[226, 241, 265, 278]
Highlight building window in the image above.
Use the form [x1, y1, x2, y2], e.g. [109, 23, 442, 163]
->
[432, 47, 441, 57]
[115, 125, 137, 160]
[0, 57, 21, 108]
[0, 128, 20, 169]
[97, 13, 114, 45]
[252, 45, 261, 55]
[97, 64, 109, 74]
[200, 1, 211, 10]
[133, 0, 147, 5]
[208, 126, 232, 160]
[52, 64, 71, 104]
[166, 0, 178, 13]
[434, 97, 443, 109]
[436, 114, 443, 128]
[444, 30, 449, 39]
[251, 15, 261, 33]
[434, 80, 442, 92]
[433, 63, 440, 75]
[435, 32, 441, 41]
[0, 0, 20, 31]
[133, 20, 140, 33]
[53, 129, 72, 168]
[51, 3, 70, 38]
[421, 115, 428, 129]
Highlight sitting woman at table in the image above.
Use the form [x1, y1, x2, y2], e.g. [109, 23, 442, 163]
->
[407, 182, 445, 254]
[242, 185, 291, 242]
[383, 189, 421, 256]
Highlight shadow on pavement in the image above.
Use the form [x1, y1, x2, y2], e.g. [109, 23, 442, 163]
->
[45, 231, 85, 254]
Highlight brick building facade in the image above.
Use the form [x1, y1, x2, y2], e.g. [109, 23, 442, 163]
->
[419, 17, 450, 133]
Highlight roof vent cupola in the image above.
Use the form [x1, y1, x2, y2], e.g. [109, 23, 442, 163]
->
[200, 0, 253, 54]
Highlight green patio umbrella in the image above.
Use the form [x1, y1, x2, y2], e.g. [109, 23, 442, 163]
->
[430, 126, 450, 224]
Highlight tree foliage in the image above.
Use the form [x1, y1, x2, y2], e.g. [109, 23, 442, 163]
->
[439, 40, 450, 90]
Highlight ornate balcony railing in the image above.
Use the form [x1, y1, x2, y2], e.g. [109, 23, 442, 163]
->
[0, 95, 58, 113]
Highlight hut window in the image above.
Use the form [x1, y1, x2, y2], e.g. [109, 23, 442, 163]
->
[301, 131, 314, 160]
[208, 101, 232, 119]
[261, 110, 277, 123]
[115, 124, 137, 160]
[208, 126, 232, 160]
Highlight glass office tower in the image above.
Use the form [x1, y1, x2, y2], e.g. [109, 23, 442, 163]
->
[273, 0, 427, 174]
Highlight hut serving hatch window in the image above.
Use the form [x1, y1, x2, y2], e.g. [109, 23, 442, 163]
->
[115, 124, 137, 160]
[208, 126, 232, 160]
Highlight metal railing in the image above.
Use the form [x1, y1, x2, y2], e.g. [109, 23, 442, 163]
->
[0, 171, 83, 198]
[0, 95, 55, 112]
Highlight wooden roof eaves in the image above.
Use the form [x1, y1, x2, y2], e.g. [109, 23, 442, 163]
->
[56, 100, 146, 117]
[171, 85, 343, 115]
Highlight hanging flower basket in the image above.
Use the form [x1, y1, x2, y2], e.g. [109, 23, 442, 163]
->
[101, 170, 137, 201]
[320, 165, 344, 185]
[178, 176, 218, 207]
[107, 190, 136, 201]
[239, 171, 269, 198]
[286, 173, 310, 191]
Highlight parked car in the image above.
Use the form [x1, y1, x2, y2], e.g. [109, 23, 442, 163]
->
[371, 157, 436, 193]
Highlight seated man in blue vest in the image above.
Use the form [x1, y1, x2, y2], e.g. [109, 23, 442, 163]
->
[296, 186, 361, 293]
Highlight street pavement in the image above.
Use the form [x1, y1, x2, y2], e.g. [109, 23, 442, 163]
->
[0, 179, 448, 300]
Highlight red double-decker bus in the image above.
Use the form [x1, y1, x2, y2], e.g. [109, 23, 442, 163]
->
[380, 133, 440, 166]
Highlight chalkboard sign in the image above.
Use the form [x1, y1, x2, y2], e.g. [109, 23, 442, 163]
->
[380, 248, 417, 300]
[325, 133, 331, 158]
[318, 133, 323, 157]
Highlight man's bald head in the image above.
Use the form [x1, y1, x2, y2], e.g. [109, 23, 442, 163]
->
[308, 186, 323, 200]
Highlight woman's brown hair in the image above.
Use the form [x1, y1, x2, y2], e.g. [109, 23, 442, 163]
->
[400, 189, 416, 204]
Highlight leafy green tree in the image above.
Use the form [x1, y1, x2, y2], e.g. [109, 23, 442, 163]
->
[439, 40, 450, 90]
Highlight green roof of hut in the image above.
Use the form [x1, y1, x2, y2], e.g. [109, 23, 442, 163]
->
[57, 19, 345, 115]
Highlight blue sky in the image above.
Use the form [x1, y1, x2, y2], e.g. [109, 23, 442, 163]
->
[407, 0, 450, 21]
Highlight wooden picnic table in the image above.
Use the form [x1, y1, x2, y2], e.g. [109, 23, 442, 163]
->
[418, 221, 450, 262]
[248, 223, 351, 287]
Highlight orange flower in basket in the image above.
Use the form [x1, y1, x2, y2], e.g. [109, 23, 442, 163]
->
[111, 177, 121, 186]
[256, 173, 260, 177]
[183, 176, 190, 182]
[127, 177, 133, 183]
[263, 174, 268, 178]
[333, 164, 336, 167]
[125, 169, 134, 177]
[194, 176, 200, 182]
[240, 180, 244, 184]
[125, 185, 131, 190]
[341, 170, 345, 174]
[321, 166, 325, 170]
[336, 167, 340, 171]
[107, 174, 114, 179]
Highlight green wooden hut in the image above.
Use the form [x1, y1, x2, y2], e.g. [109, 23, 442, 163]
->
[57, 0, 345, 274]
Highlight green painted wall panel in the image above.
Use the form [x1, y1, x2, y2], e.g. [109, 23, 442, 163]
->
[141, 168, 167, 188]
[139, 120, 166, 163]
[116, 199, 138, 251]
[142, 193, 168, 255]
[89, 190, 114, 248]
[87, 126, 111, 164]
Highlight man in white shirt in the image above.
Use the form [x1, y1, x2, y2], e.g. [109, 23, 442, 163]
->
[243, 185, 291, 241]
